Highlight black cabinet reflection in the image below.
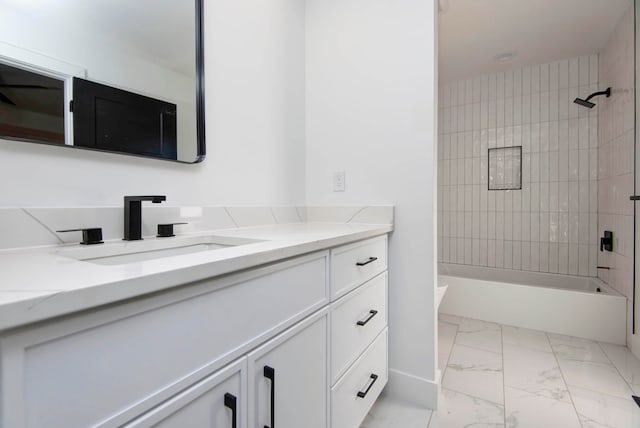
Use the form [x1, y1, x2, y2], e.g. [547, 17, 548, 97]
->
[73, 78, 177, 160]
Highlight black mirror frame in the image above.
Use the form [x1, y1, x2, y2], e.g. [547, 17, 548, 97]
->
[194, 0, 206, 163]
[0, 0, 206, 164]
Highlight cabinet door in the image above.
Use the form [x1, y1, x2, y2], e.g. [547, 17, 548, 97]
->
[248, 310, 328, 428]
[125, 358, 246, 428]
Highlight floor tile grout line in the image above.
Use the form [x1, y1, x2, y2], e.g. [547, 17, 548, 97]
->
[425, 407, 434, 428]
[500, 325, 507, 427]
[439, 316, 462, 385]
[438, 384, 505, 407]
[546, 331, 585, 428]
[595, 341, 637, 397]
[450, 341, 503, 356]
[431, 315, 462, 428]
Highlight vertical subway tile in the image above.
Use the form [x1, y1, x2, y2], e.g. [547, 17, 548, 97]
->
[578, 244, 590, 276]
[540, 63, 550, 92]
[549, 61, 559, 92]
[495, 240, 505, 268]
[488, 239, 496, 267]
[512, 241, 522, 270]
[530, 242, 540, 271]
[568, 243, 579, 274]
[505, 70, 513, 98]
[481, 75, 489, 101]
[569, 57, 579, 88]
[459, 80, 467, 104]
[504, 240, 513, 269]
[549, 242, 559, 273]
[579, 56, 590, 86]
[558, 243, 569, 274]
[589, 55, 598, 84]
[531, 64, 540, 93]
[522, 241, 531, 270]
[480, 239, 488, 266]
[539, 242, 549, 272]
[465, 79, 473, 104]
[513, 69, 522, 97]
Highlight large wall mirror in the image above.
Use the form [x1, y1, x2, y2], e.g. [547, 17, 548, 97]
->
[0, 0, 205, 163]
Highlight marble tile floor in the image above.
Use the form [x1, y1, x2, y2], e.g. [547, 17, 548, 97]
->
[361, 313, 640, 428]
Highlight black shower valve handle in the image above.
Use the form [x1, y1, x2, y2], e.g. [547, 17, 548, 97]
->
[600, 231, 613, 252]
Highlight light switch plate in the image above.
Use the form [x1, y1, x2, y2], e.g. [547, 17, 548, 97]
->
[333, 171, 346, 192]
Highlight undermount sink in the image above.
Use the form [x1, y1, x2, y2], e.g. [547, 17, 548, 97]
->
[57, 235, 262, 266]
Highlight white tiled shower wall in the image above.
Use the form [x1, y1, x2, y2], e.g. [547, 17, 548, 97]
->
[437, 56, 599, 276]
[597, 5, 635, 341]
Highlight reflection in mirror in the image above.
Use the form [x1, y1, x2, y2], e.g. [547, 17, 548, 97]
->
[0, 63, 65, 145]
[0, 0, 204, 163]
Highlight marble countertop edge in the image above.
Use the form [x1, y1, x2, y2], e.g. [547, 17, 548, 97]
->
[0, 222, 392, 331]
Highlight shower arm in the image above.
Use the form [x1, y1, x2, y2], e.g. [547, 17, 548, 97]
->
[584, 88, 611, 102]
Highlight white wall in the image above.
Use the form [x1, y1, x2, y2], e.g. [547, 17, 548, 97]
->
[438, 56, 600, 277]
[0, 0, 306, 207]
[306, 0, 438, 407]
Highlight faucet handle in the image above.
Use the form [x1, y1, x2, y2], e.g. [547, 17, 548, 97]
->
[157, 223, 188, 238]
[57, 228, 104, 245]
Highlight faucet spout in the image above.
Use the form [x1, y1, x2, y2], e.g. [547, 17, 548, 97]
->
[123, 195, 166, 241]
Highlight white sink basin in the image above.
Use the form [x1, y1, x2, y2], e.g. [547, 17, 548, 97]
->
[57, 235, 262, 266]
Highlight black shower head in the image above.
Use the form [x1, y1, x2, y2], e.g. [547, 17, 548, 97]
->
[573, 98, 596, 109]
[574, 87, 611, 109]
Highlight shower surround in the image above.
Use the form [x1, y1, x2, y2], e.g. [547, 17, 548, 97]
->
[597, 5, 635, 342]
[438, 55, 599, 276]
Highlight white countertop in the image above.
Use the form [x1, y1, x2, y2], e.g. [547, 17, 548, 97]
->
[0, 222, 392, 331]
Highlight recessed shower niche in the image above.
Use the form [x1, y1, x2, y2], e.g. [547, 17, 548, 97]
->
[488, 146, 522, 191]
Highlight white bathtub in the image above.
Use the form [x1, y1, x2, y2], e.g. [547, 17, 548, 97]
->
[438, 263, 627, 344]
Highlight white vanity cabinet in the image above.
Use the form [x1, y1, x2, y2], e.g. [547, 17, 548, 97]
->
[248, 311, 328, 428]
[0, 234, 389, 428]
[124, 358, 247, 428]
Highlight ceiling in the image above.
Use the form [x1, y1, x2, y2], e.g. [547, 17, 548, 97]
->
[439, 0, 633, 82]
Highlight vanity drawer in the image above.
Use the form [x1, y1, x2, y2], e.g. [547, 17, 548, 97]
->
[331, 329, 388, 428]
[331, 272, 387, 383]
[330, 236, 387, 300]
[3, 252, 328, 428]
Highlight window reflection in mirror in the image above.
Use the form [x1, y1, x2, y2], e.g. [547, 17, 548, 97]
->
[0, 63, 64, 145]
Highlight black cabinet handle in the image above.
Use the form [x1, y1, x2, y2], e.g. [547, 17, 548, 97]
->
[357, 310, 379, 326]
[263, 366, 275, 428]
[356, 374, 379, 398]
[356, 256, 378, 266]
[224, 393, 237, 428]
[631, 196, 640, 201]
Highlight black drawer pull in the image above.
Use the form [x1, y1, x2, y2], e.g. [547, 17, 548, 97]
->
[356, 373, 379, 398]
[224, 393, 237, 428]
[357, 310, 379, 326]
[264, 366, 275, 428]
[356, 257, 378, 266]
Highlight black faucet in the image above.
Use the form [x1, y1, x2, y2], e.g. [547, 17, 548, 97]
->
[123, 195, 166, 241]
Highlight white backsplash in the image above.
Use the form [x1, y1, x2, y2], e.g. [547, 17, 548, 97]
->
[0, 206, 393, 250]
[438, 54, 599, 276]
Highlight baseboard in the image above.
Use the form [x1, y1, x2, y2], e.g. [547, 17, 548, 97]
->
[384, 368, 438, 410]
